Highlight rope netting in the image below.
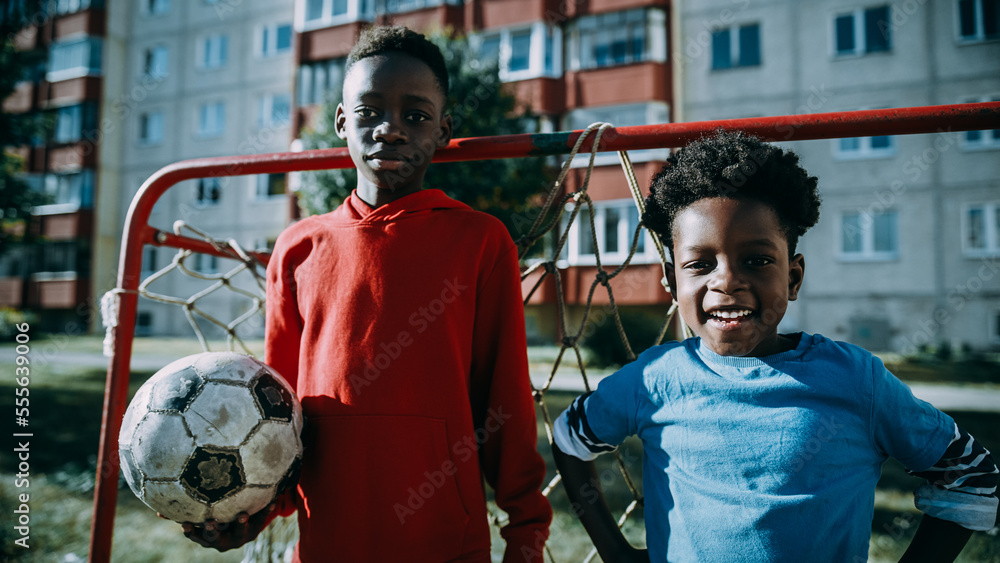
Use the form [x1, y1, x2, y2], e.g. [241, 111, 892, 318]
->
[105, 122, 690, 562]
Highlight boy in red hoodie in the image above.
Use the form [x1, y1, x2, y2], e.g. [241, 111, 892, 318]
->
[181, 25, 551, 561]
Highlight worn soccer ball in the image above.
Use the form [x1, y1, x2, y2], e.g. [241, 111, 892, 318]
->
[118, 351, 303, 523]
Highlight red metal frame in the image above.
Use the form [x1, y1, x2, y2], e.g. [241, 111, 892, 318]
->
[90, 103, 1000, 561]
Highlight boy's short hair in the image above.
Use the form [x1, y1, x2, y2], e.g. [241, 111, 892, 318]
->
[642, 130, 821, 256]
[346, 25, 449, 98]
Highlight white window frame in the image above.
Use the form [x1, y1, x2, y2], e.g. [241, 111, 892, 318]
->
[961, 202, 1000, 257]
[54, 104, 83, 143]
[198, 34, 228, 69]
[193, 253, 219, 275]
[138, 111, 165, 146]
[710, 22, 761, 70]
[472, 23, 562, 82]
[831, 6, 892, 58]
[955, 0, 1000, 43]
[564, 199, 659, 266]
[143, 45, 169, 79]
[566, 8, 666, 72]
[960, 95, 1000, 150]
[833, 107, 896, 159]
[838, 209, 899, 261]
[258, 94, 291, 129]
[297, 0, 371, 33]
[196, 101, 226, 138]
[257, 23, 292, 58]
[47, 37, 102, 82]
[563, 102, 671, 168]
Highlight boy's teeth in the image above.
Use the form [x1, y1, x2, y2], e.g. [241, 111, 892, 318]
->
[712, 310, 752, 319]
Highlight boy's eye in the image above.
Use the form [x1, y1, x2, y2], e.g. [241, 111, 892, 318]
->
[746, 256, 774, 267]
[356, 108, 378, 119]
[682, 261, 712, 271]
[407, 112, 431, 123]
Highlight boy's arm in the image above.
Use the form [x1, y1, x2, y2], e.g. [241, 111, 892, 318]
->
[899, 424, 999, 563]
[551, 442, 649, 563]
[471, 242, 551, 562]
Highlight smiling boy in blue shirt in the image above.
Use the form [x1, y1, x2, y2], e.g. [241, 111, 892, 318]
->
[553, 130, 999, 562]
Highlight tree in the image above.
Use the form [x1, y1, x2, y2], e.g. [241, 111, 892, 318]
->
[296, 31, 552, 240]
[1, 2, 49, 257]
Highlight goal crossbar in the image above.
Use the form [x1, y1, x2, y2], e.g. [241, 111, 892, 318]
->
[90, 102, 1000, 562]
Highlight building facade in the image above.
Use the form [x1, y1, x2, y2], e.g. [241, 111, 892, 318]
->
[678, 0, 1000, 352]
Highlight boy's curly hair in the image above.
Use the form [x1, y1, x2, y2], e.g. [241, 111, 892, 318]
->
[346, 25, 449, 98]
[642, 130, 821, 257]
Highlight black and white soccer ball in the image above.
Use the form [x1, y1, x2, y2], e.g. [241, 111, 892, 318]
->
[118, 351, 303, 523]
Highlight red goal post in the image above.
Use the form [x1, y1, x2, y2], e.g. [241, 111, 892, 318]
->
[90, 102, 1000, 562]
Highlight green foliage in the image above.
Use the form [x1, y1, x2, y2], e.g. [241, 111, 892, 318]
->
[584, 307, 667, 368]
[297, 32, 551, 238]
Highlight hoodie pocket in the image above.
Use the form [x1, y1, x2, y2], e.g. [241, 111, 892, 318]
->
[297, 414, 471, 560]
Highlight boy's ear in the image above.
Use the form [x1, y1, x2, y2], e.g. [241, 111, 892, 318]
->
[664, 261, 677, 299]
[436, 114, 453, 149]
[334, 103, 348, 141]
[788, 253, 805, 301]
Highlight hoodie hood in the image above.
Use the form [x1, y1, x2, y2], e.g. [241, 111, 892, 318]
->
[330, 189, 471, 225]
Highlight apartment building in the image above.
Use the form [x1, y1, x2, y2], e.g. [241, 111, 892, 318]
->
[1, 0, 107, 334]
[677, 0, 1000, 352]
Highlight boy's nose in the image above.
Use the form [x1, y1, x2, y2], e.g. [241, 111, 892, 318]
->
[708, 263, 748, 294]
[373, 119, 406, 144]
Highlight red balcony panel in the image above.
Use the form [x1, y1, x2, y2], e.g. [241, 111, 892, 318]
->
[586, 0, 667, 16]
[39, 210, 93, 240]
[295, 105, 322, 136]
[389, 4, 464, 32]
[565, 161, 666, 201]
[28, 278, 89, 310]
[3, 82, 36, 113]
[522, 266, 558, 304]
[566, 62, 669, 109]
[300, 23, 366, 61]
[14, 25, 40, 51]
[48, 143, 98, 171]
[476, 0, 561, 28]
[0, 278, 25, 308]
[506, 77, 565, 115]
[47, 76, 102, 105]
[54, 9, 106, 39]
[563, 264, 669, 306]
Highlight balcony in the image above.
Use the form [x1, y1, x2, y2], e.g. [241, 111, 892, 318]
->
[0, 278, 25, 308]
[506, 77, 565, 115]
[26, 275, 89, 310]
[53, 8, 106, 40]
[565, 61, 670, 109]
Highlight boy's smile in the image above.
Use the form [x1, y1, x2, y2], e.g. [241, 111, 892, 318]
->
[667, 197, 805, 357]
[336, 52, 452, 207]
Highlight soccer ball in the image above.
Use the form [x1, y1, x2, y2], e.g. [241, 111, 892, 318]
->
[118, 351, 303, 523]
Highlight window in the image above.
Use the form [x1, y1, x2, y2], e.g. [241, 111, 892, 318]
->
[144, 45, 168, 78]
[963, 202, 1000, 255]
[136, 311, 153, 337]
[297, 58, 344, 106]
[259, 23, 292, 57]
[258, 94, 291, 128]
[194, 253, 219, 274]
[834, 6, 891, 56]
[256, 174, 287, 200]
[196, 178, 221, 206]
[138, 111, 164, 145]
[712, 23, 760, 70]
[961, 96, 1000, 148]
[47, 37, 102, 81]
[142, 247, 158, 275]
[564, 199, 657, 265]
[34, 170, 95, 213]
[958, 0, 1000, 42]
[302, 0, 364, 28]
[383, 0, 455, 13]
[52, 103, 97, 144]
[563, 102, 671, 167]
[200, 34, 228, 69]
[835, 133, 895, 159]
[147, 0, 169, 15]
[475, 23, 561, 81]
[54, 0, 104, 15]
[566, 8, 666, 71]
[840, 209, 898, 260]
[197, 102, 225, 138]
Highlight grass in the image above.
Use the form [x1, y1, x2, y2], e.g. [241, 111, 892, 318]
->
[1, 336, 998, 562]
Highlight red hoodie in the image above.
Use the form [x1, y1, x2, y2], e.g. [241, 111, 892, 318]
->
[265, 189, 551, 562]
